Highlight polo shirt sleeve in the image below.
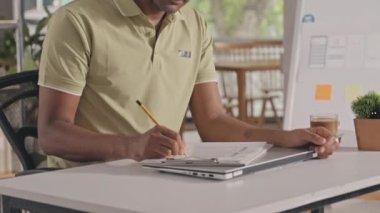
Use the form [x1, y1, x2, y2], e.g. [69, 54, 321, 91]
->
[195, 14, 218, 84]
[38, 8, 90, 96]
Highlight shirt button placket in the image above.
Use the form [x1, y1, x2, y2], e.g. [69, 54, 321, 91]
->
[152, 31, 160, 71]
[152, 50, 160, 71]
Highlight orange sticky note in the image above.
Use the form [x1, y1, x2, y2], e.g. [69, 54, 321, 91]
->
[315, 84, 332, 101]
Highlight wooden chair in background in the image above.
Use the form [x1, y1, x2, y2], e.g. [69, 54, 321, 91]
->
[213, 39, 284, 127]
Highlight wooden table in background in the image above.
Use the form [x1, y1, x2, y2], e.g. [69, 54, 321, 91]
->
[0, 173, 14, 179]
[215, 60, 281, 122]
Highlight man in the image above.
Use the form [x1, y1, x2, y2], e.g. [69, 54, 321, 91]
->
[38, 0, 339, 168]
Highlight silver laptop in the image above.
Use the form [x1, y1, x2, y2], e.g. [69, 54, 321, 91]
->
[143, 147, 317, 180]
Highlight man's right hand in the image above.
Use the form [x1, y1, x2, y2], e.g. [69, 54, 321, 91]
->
[127, 125, 185, 161]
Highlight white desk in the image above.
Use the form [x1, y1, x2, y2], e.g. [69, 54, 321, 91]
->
[1, 133, 380, 213]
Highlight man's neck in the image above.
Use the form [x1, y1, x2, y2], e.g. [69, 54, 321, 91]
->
[134, 0, 166, 27]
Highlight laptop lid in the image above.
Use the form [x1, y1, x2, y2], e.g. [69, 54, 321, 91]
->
[143, 147, 317, 180]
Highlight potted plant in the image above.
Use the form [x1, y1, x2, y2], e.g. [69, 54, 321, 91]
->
[352, 91, 380, 151]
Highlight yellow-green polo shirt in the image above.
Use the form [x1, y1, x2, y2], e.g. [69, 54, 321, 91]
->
[38, 0, 217, 168]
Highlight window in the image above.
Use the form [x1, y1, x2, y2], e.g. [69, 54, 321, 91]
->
[25, 0, 72, 24]
[190, 0, 284, 39]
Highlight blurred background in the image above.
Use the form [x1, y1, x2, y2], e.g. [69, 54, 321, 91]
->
[0, 0, 283, 71]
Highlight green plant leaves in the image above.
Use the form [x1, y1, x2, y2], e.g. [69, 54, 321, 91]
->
[0, 8, 51, 70]
[351, 91, 380, 119]
[35, 17, 50, 34]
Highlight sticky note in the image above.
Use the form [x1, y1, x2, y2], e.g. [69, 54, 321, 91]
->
[315, 84, 332, 101]
[344, 84, 361, 102]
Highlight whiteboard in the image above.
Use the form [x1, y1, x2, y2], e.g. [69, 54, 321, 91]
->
[284, 0, 380, 131]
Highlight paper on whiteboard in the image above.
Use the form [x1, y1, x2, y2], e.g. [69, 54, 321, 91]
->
[365, 34, 380, 68]
[309, 36, 328, 69]
[326, 36, 346, 68]
[346, 35, 365, 69]
[344, 84, 361, 102]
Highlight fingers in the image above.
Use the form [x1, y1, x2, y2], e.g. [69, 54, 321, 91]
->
[300, 129, 327, 146]
[150, 125, 185, 156]
[315, 136, 340, 159]
[179, 137, 186, 155]
[308, 127, 339, 158]
[157, 125, 186, 155]
[159, 138, 180, 155]
[310, 127, 333, 139]
[287, 127, 338, 159]
[154, 146, 173, 158]
[156, 125, 178, 139]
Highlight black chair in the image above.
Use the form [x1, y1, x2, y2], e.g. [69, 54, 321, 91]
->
[0, 70, 56, 175]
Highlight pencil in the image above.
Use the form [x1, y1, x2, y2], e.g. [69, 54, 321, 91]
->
[136, 100, 160, 125]
[136, 100, 186, 157]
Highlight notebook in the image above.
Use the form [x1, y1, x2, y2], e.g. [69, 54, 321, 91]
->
[142, 143, 317, 180]
[162, 142, 272, 167]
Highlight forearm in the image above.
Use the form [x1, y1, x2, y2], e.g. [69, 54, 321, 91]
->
[38, 120, 132, 162]
[197, 114, 290, 146]
[189, 83, 291, 146]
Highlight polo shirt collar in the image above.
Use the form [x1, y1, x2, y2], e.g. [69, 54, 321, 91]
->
[112, 0, 142, 17]
[168, 10, 185, 22]
[113, 0, 185, 22]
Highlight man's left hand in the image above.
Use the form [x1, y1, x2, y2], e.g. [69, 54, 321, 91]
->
[284, 127, 340, 159]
